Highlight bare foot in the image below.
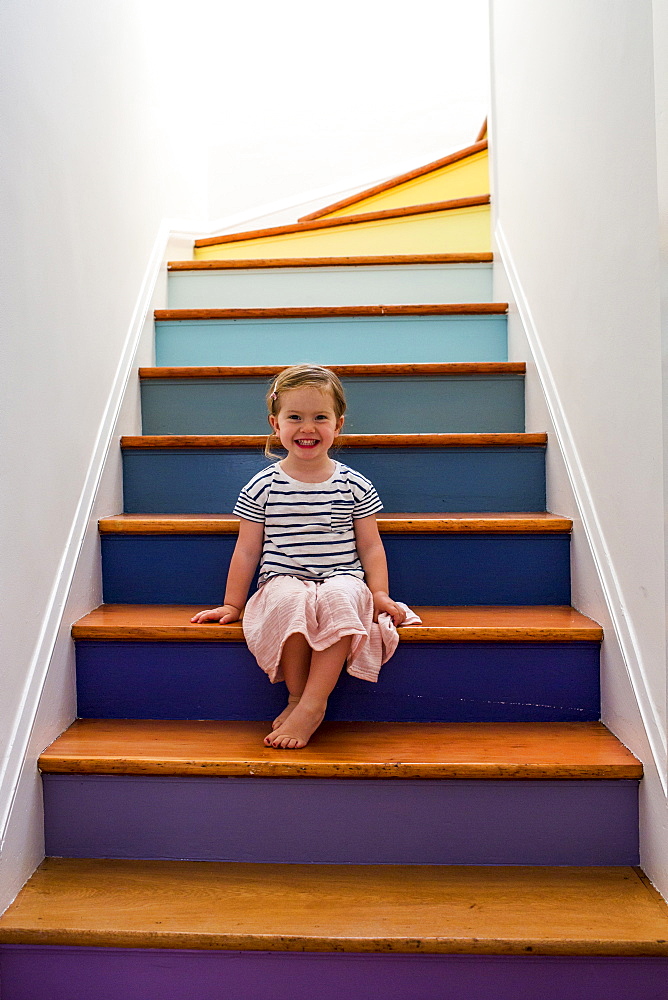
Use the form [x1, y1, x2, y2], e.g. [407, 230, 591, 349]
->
[272, 695, 301, 730]
[264, 702, 325, 749]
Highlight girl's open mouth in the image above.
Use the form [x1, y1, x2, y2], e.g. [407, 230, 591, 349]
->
[295, 439, 319, 448]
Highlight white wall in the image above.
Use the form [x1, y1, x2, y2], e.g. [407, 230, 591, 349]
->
[489, 0, 668, 895]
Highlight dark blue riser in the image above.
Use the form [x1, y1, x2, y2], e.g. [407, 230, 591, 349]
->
[76, 641, 600, 722]
[140, 375, 525, 435]
[155, 314, 508, 367]
[122, 448, 546, 513]
[43, 775, 638, 866]
[2, 947, 666, 1000]
[101, 533, 571, 605]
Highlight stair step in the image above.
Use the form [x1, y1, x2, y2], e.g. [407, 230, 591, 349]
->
[300, 141, 489, 221]
[121, 436, 546, 514]
[166, 259, 494, 308]
[139, 363, 524, 435]
[99, 511, 570, 534]
[40, 720, 639, 779]
[154, 308, 508, 367]
[73, 604, 600, 643]
[99, 522, 571, 605]
[2, 859, 667, 955]
[39, 722, 639, 866]
[195, 194, 490, 260]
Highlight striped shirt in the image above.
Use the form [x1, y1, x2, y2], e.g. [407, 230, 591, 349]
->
[234, 461, 383, 583]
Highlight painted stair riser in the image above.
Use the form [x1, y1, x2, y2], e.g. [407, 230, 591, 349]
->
[122, 448, 546, 514]
[2, 948, 666, 1000]
[140, 375, 525, 435]
[167, 264, 494, 309]
[75, 641, 600, 723]
[42, 775, 638, 867]
[100, 534, 571, 606]
[154, 315, 508, 367]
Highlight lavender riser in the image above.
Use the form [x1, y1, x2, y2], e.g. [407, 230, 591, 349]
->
[100, 533, 571, 606]
[2, 947, 666, 1000]
[43, 775, 638, 866]
[122, 447, 546, 513]
[75, 641, 601, 722]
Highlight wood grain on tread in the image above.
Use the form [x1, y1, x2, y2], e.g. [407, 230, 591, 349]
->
[120, 433, 547, 449]
[98, 512, 572, 535]
[168, 253, 494, 270]
[39, 720, 641, 780]
[139, 362, 525, 379]
[193, 196, 491, 249]
[2, 859, 667, 954]
[154, 303, 508, 321]
[299, 142, 488, 222]
[71, 605, 603, 642]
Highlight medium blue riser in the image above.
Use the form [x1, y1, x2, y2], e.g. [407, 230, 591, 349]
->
[3, 947, 666, 1000]
[155, 315, 508, 367]
[75, 641, 600, 722]
[100, 534, 571, 606]
[43, 775, 638, 866]
[122, 448, 546, 513]
[140, 375, 525, 435]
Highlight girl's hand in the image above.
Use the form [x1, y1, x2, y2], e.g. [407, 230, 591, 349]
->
[190, 605, 241, 624]
[373, 591, 407, 626]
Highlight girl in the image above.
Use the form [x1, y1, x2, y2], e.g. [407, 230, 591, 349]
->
[191, 365, 413, 750]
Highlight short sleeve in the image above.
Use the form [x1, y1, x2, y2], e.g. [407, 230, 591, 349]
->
[233, 478, 267, 523]
[352, 482, 383, 519]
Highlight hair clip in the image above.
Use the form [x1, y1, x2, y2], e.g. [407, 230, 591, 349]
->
[270, 390, 278, 401]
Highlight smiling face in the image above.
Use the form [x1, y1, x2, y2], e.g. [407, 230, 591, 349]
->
[269, 385, 345, 475]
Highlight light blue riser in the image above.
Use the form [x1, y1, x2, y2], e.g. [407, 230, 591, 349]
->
[43, 775, 638, 866]
[140, 375, 525, 435]
[122, 447, 546, 513]
[155, 315, 508, 367]
[167, 263, 494, 308]
[100, 533, 570, 606]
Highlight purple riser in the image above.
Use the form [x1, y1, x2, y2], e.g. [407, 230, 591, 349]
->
[43, 775, 639, 865]
[1, 946, 666, 1000]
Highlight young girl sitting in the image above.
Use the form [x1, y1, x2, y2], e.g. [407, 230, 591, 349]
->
[191, 364, 415, 750]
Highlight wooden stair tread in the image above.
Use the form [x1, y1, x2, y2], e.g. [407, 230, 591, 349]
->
[39, 720, 641, 780]
[72, 605, 603, 642]
[193, 196, 491, 250]
[139, 362, 524, 379]
[2, 859, 667, 954]
[168, 253, 494, 270]
[99, 512, 572, 535]
[154, 303, 507, 320]
[120, 433, 547, 449]
[299, 141, 489, 222]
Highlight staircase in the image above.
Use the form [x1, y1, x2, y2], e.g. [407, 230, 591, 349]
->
[1, 127, 668, 999]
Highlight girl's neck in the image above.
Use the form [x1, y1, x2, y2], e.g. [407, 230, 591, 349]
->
[279, 455, 336, 483]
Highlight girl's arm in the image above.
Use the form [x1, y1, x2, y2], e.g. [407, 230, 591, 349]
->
[354, 514, 407, 625]
[190, 518, 264, 623]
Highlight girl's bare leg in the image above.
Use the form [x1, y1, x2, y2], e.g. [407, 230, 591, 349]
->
[272, 632, 311, 729]
[265, 635, 352, 749]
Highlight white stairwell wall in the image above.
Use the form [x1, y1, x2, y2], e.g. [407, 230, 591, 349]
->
[489, 0, 668, 897]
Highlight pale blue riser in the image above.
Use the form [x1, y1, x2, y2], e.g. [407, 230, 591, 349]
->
[167, 263, 494, 308]
[43, 775, 638, 866]
[155, 315, 508, 367]
[140, 375, 525, 435]
[122, 447, 546, 513]
[3, 948, 666, 1000]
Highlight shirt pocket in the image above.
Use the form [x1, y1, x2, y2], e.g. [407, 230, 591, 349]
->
[329, 499, 355, 533]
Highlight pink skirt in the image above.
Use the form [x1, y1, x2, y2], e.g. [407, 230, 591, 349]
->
[242, 574, 411, 684]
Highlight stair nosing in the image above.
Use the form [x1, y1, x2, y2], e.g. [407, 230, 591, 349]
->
[139, 362, 524, 379]
[120, 433, 547, 449]
[168, 253, 494, 270]
[154, 303, 507, 321]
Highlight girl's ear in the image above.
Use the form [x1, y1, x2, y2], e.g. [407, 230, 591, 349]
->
[268, 413, 279, 433]
[335, 414, 345, 434]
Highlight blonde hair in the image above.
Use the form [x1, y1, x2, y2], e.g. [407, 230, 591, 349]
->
[265, 365, 346, 458]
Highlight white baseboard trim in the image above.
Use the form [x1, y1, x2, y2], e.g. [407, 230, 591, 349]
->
[495, 220, 668, 795]
[0, 221, 173, 851]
